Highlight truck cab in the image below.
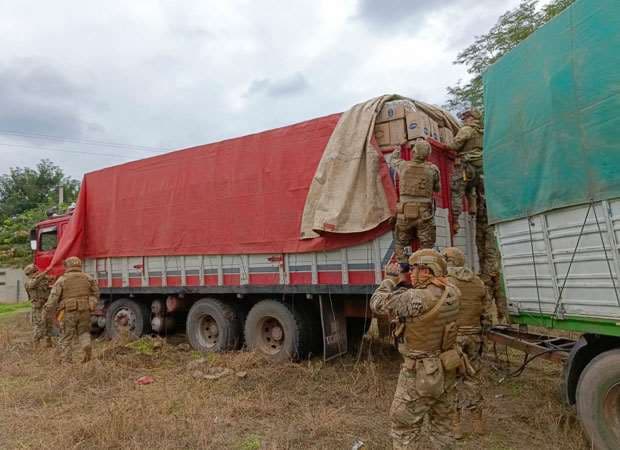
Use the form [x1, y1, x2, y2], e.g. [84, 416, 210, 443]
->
[30, 213, 72, 277]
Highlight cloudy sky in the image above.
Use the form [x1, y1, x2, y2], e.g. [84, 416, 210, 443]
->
[0, 0, 523, 179]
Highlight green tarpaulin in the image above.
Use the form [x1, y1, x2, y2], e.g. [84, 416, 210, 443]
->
[483, 0, 620, 224]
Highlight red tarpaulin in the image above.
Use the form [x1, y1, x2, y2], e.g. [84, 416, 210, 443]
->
[50, 113, 397, 269]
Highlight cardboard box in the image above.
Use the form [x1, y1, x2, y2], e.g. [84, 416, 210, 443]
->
[388, 119, 407, 145]
[406, 111, 431, 140]
[374, 122, 390, 146]
[376, 100, 414, 123]
[429, 120, 440, 142]
[439, 127, 454, 145]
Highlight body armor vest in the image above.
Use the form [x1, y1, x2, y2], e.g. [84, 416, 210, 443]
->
[62, 271, 92, 300]
[461, 127, 483, 162]
[402, 285, 459, 355]
[448, 271, 486, 332]
[399, 161, 434, 199]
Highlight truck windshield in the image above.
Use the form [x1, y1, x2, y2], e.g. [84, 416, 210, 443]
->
[39, 226, 58, 251]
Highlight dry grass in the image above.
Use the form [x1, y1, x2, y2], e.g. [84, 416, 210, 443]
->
[0, 313, 589, 450]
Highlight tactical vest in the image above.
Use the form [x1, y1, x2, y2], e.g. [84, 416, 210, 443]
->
[62, 271, 92, 300]
[402, 285, 459, 355]
[448, 273, 486, 332]
[399, 161, 434, 199]
[461, 127, 483, 162]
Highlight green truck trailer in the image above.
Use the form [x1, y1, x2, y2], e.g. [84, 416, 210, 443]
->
[483, 0, 620, 448]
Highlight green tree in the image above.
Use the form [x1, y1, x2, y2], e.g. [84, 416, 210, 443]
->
[0, 159, 80, 220]
[445, 0, 575, 113]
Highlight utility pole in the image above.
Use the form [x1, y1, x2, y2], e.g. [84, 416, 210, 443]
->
[58, 185, 64, 208]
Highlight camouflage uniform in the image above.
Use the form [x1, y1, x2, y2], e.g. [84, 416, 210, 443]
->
[476, 192, 508, 322]
[390, 141, 440, 265]
[448, 110, 484, 232]
[44, 257, 98, 363]
[24, 264, 53, 347]
[442, 247, 492, 434]
[371, 249, 461, 449]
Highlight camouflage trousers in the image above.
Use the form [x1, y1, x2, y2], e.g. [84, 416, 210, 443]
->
[59, 310, 92, 363]
[394, 204, 436, 264]
[31, 305, 52, 345]
[451, 161, 483, 228]
[456, 334, 483, 412]
[476, 221, 508, 321]
[390, 364, 456, 449]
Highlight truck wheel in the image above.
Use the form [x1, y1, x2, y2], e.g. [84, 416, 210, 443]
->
[105, 298, 151, 340]
[186, 298, 240, 352]
[576, 349, 620, 450]
[244, 300, 310, 362]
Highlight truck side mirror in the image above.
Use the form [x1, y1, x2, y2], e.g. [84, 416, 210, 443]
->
[29, 229, 37, 251]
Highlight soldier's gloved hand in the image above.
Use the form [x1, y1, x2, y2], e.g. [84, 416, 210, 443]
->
[384, 263, 401, 282]
[482, 323, 492, 335]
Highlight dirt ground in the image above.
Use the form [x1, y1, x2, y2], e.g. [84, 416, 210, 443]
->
[0, 312, 590, 450]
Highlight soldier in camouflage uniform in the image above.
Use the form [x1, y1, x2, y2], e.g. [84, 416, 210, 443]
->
[24, 264, 54, 348]
[390, 140, 440, 270]
[43, 257, 98, 363]
[476, 186, 508, 322]
[448, 109, 484, 234]
[371, 249, 461, 449]
[441, 247, 491, 436]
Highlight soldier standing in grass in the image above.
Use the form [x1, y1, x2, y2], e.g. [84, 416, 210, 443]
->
[371, 249, 461, 449]
[441, 247, 491, 437]
[24, 264, 54, 349]
[44, 257, 98, 363]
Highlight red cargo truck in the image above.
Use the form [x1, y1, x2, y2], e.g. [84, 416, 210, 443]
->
[29, 112, 476, 361]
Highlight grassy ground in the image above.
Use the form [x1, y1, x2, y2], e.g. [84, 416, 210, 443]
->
[0, 302, 30, 316]
[0, 312, 589, 450]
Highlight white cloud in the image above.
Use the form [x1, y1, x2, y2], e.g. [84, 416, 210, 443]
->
[0, 0, 521, 179]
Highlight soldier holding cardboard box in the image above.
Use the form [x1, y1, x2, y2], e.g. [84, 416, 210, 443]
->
[390, 140, 440, 271]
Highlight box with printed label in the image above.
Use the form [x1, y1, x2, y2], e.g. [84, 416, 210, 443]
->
[405, 111, 431, 140]
[376, 102, 408, 123]
[429, 120, 440, 142]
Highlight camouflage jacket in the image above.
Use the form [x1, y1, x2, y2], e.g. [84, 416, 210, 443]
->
[25, 273, 52, 307]
[447, 125, 483, 162]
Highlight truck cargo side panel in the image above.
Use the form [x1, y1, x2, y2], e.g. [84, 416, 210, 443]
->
[498, 200, 620, 321]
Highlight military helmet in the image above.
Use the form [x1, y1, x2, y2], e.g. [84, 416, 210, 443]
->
[64, 256, 82, 269]
[462, 108, 482, 120]
[24, 264, 38, 276]
[413, 140, 431, 160]
[408, 248, 447, 277]
[441, 247, 465, 268]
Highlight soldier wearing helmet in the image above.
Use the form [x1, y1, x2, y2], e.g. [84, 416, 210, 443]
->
[23, 264, 54, 349]
[43, 257, 99, 363]
[389, 140, 440, 272]
[448, 108, 484, 235]
[441, 247, 492, 437]
[371, 249, 461, 449]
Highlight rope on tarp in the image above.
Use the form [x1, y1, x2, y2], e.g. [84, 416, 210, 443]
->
[551, 201, 593, 322]
[591, 203, 620, 308]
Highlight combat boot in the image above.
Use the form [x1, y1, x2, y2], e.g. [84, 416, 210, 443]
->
[45, 337, 54, 348]
[472, 409, 486, 435]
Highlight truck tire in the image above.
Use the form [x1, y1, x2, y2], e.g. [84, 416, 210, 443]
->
[244, 300, 311, 362]
[576, 349, 620, 450]
[186, 298, 240, 352]
[105, 298, 151, 340]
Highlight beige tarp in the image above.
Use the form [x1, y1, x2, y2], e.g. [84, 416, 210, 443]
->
[300, 94, 460, 239]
